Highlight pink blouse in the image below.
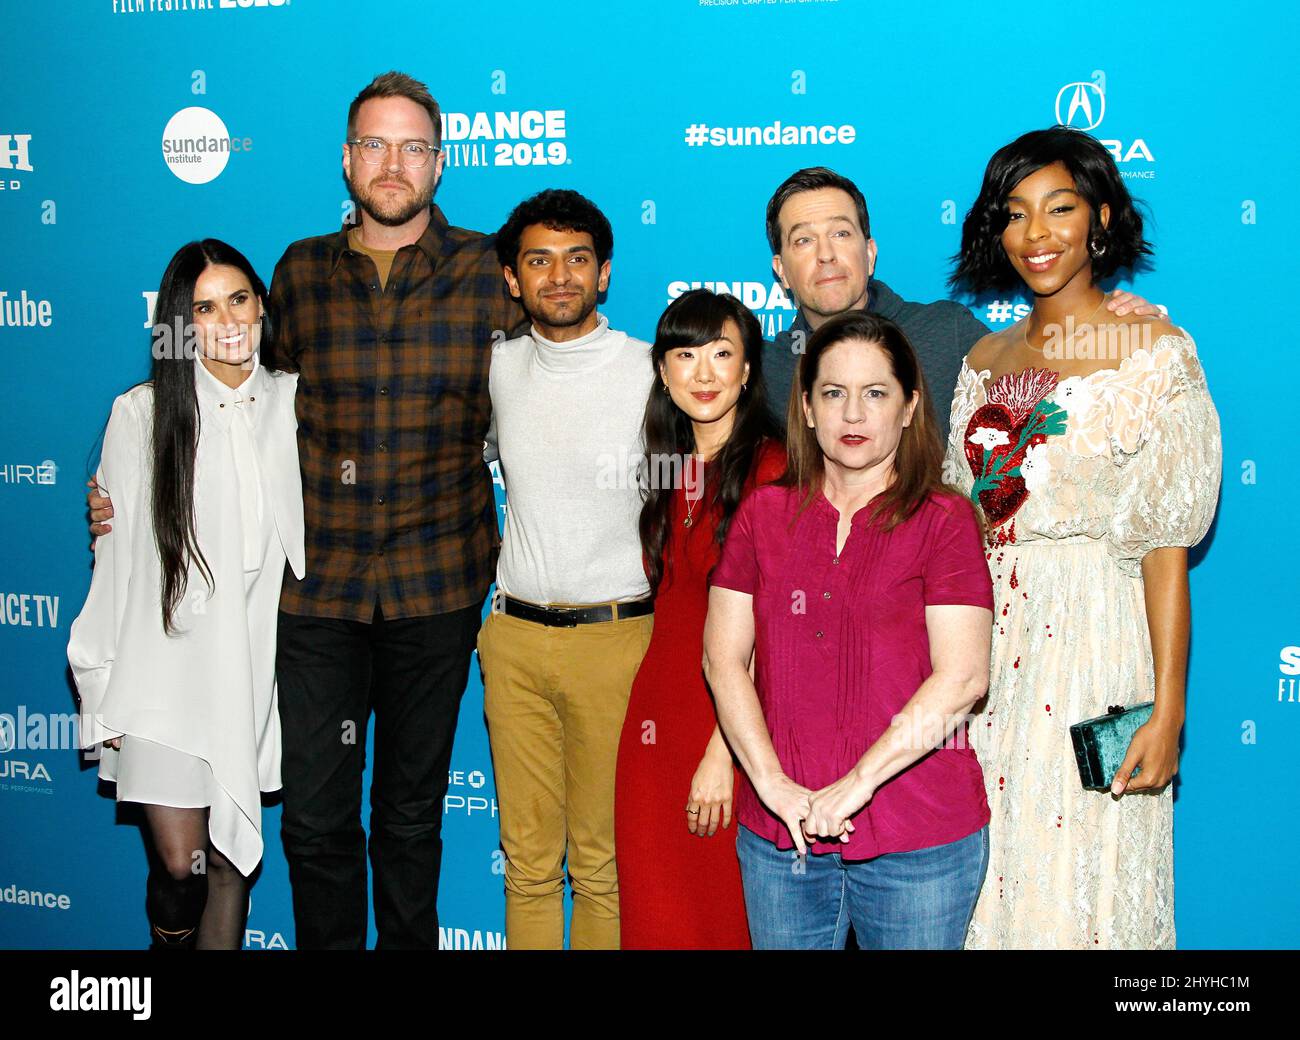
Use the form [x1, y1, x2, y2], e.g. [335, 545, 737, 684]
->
[710, 484, 993, 859]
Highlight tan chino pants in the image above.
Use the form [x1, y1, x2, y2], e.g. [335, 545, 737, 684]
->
[477, 606, 653, 949]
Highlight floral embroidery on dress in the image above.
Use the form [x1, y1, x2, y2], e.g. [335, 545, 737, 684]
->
[964, 368, 1068, 537]
[949, 361, 988, 434]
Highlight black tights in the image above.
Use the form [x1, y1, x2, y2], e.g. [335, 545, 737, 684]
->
[143, 805, 247, 950]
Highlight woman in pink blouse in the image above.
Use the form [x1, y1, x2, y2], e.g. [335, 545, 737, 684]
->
[703, 310, 994, 949]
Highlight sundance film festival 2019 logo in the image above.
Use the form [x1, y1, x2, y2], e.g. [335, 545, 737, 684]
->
[667, 280, 796, 338]
[111, 1, 291, 13]
[439, 110, 568, 169]
[0, 134, 32, 192]
[161, 107, 252, 184]
[1054, 78, 1155, 178]
[1279, 646, 1300, 703]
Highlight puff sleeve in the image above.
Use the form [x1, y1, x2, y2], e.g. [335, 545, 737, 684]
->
[1105, 361, 1222, 578]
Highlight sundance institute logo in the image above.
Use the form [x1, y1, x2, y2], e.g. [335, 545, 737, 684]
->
[161, 107, 252, 185]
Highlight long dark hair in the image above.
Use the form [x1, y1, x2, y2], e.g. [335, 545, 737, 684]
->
[781, 311, 943, 530]
[639, 289, 782, 596]
[149, 239, 272, 633]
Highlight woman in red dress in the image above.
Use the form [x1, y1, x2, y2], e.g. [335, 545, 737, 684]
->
[615, 289, 785, 948]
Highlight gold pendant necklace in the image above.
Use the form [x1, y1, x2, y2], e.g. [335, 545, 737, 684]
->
[1022, 291, 1108, 356]
[683, 457, 700, 527]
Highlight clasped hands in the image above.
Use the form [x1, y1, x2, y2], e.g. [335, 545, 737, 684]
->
[756, 769, 876, 856]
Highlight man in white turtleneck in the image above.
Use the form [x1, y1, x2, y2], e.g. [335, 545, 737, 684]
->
[479, 190, 654, 950]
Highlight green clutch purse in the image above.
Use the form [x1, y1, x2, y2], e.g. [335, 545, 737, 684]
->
[1069, 702, 1154, 791]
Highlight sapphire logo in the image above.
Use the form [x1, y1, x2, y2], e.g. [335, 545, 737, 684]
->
[1055, 82, 1106, 131]
[0, 461, 57, 486]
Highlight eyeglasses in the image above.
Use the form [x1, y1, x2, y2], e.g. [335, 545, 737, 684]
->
[347, 137, 440, 169]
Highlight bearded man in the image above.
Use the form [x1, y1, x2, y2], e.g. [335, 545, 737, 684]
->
[253, 71, 522, 948]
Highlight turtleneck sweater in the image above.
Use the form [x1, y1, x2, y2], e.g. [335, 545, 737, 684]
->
[486, 313, 653, 605]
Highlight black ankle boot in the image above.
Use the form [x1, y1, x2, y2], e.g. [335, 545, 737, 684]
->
[149, 922, 199, 950]
[145, 868, 207, 951]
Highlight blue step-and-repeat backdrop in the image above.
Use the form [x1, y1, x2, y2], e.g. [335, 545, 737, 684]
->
[1, 0, 1296, 949]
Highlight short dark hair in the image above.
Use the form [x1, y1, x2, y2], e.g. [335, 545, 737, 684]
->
[765, 167, 871, 255]
[950, 126, 1152, 294]
[347, 71, 442, 149]
[495, 189, 614, 271]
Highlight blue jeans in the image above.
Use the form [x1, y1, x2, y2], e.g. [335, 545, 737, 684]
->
[736, 824, 989, 949]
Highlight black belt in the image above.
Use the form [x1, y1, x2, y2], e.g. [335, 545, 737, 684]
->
[500, 595, 653, 628]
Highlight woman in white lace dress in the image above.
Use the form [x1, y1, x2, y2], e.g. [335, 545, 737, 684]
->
[946, 127, 1221, 948]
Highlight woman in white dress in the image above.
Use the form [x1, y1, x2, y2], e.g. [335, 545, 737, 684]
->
[68, 240, 304, 949]
[946, 127, 1221, 948]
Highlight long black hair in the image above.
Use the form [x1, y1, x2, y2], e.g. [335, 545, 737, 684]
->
[950, 126, 1152, 294]
[149, 239, 271, 633]
[639, 289, 782, 596]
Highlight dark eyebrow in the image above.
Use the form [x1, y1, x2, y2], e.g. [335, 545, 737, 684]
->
[1006, 187, 1081, 203]
[522, 244, 595, 257]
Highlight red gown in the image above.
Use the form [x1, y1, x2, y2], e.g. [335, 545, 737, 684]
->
[615, 441, 785, 949]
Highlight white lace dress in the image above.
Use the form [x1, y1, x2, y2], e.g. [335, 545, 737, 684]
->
[944, 332, 1221, 949]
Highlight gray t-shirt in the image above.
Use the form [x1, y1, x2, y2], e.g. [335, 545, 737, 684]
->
[764, 277, 987, 442]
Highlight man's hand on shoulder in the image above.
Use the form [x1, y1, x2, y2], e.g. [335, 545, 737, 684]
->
[1106, 290, 1169, 320]
[87, 478, 113, 546]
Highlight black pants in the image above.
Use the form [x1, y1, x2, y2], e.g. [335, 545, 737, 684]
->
[275, 602, 479, 950]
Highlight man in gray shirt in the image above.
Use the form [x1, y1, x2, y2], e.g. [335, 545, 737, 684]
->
[762, 167, 1159, 441]
[480, 189, 654, 950]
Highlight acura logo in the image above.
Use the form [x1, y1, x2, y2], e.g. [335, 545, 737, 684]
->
[1055, 82, 1106, 131]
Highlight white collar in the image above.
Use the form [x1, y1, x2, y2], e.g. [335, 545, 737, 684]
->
[529, 314, 624, 373]
[194, 350, 264, 428]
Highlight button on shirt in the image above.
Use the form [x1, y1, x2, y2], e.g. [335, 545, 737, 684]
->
[268, 204, 525, 622]
[710, 484, 994, 859]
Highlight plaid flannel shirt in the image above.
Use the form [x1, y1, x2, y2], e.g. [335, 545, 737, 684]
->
[268, 204, 525, 622]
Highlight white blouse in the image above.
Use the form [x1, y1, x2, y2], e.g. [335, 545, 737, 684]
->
[67, 352, 304, 875]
